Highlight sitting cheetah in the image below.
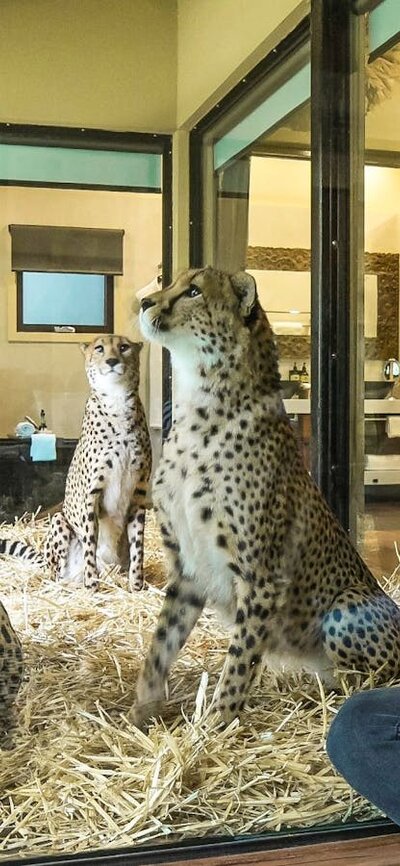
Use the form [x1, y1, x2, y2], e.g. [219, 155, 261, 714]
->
[1, 336, 152, 591]
[130, 267, 400, 728]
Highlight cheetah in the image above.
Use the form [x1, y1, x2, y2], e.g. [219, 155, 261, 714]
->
[1, 336, 152, 591]
[0, 604, 23, 720]
[130, 266, 400, 728]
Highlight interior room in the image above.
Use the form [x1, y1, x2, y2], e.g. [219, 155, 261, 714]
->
[1, 1, 400, 865]
[247, 154, 400, 575]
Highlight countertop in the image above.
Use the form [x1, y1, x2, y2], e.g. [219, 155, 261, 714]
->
[284, 399, 400, 415]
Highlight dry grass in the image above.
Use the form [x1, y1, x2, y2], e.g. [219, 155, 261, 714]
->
[0, 511, 398, 859]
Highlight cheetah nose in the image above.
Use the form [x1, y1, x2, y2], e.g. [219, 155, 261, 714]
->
[141, 297, 156, 312]
[106, 358, 119, 368]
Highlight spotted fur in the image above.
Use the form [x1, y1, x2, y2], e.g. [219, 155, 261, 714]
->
[0, 600, 24, 717]
[1, 336, 152, 591]
[130, 267, 400, 728]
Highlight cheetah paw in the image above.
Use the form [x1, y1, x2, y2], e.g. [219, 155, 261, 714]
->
[128, 575, 147, 592]
[83, 574, 100, 591]
[127, 700, 161, 731]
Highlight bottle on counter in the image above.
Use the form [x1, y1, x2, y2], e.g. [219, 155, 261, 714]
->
[289, 362, 300, 382]
[300, 363, 309, 384]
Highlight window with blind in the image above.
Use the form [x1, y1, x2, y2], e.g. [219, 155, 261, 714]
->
[9, 225, 124, 334]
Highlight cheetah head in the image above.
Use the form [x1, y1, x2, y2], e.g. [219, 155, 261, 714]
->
[80, 335, 142, 393]
[139, 267, 260, 367]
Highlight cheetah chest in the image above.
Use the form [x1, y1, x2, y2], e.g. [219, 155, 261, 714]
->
[154, 441, 236, 614]
[101, 442, 138, 522]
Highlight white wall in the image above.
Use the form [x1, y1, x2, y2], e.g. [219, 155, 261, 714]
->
[365, 165, 400, 252]
[249, 156, 311, 248]
[0, 0, 177, 132]
[250, 159, 400, 253]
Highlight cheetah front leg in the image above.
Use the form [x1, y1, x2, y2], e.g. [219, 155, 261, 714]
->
[212, 592, 269, 724]
[44, 512, 73, 578]
[81, 496, 100, 590]
[129, 572, 205, 729]
[127, 506, 146, 591]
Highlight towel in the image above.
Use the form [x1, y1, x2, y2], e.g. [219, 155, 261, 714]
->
[30, 433, 57, 462]
[15, 421, 36, 438]
[386, 416, 400, 438]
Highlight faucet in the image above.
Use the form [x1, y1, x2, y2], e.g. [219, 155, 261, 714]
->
[384, 358, 400, 399]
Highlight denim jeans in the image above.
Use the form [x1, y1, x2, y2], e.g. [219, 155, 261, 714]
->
[326, 687, 400, 826]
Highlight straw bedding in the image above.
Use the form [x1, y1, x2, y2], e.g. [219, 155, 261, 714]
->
[0, 512, 398, 859]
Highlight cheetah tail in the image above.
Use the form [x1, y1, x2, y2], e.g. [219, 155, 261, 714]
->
[0, 538, 46, 568]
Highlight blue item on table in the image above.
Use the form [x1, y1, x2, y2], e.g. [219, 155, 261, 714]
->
[30, 433, 57, 462]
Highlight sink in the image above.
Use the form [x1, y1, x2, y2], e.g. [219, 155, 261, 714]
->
[281, 380, 310, 400]
[364, 381, 392, 399]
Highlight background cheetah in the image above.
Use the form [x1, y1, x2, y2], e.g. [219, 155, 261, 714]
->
[1, 336, 152, 591]
[130, 267, 400, 728]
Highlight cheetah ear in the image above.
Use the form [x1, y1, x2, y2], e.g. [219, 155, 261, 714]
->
[79, 342, 89, 355]
[231, 271, 257, 317]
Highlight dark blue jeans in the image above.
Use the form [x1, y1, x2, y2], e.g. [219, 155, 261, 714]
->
[326, 687, 400, 826]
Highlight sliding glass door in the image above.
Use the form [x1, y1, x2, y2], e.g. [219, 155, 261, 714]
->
[193, 29, 314, 474]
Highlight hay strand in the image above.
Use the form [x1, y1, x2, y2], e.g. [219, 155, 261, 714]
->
[0, 511, 398, 858]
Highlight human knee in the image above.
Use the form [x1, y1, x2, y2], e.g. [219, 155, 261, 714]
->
[327, 690, 384, 768]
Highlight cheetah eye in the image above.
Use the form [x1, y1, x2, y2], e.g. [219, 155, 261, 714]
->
[184, 283, 201, 299]
[95, 345, 104, 354]
[119, 343, 130, 353]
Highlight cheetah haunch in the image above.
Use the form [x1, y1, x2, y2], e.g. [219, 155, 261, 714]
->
[131, 267, 400, 728]
[1, 336, 152, 591]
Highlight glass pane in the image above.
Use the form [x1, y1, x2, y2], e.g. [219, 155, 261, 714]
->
[214, 61, 310, 169]
[22, 272, 106, 326]
[0, 131, 165, 853]
[0, 143, 162, 189]
[1, 184, 162, 504]
[210, 47, 312, 469]
[369, 0, 400, 54]
[358, 29, 400, 578]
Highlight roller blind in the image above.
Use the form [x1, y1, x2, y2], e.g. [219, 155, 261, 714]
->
[9, 225, 124, 274]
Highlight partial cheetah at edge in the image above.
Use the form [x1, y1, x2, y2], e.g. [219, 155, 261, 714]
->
[130, 267, 400, 728]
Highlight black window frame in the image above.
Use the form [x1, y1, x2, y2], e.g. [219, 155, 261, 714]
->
[16, 271, 114, 334]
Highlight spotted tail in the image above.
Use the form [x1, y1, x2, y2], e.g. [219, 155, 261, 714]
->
[0, 538, 46, 568]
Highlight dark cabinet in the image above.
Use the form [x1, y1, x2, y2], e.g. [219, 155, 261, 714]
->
[0, 437, 77, 521]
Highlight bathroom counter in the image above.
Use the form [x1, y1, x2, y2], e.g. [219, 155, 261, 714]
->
[284, 400, 400, 415]
[284, 399, 310, 414]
